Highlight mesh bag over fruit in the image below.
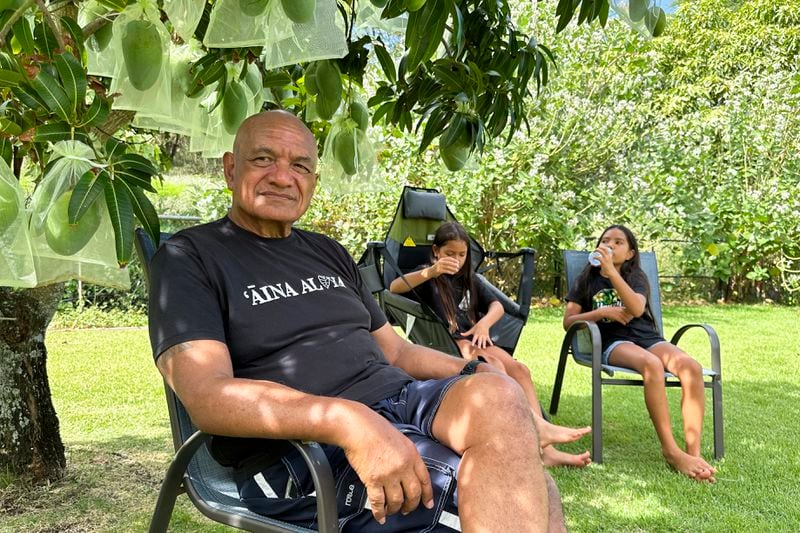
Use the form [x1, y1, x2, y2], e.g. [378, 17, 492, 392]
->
[80, 0, 117, 78]
[27, 141, 129, 289]
[319, 111, 385, 195]
[163, 0, 205, 42]
[0, 159, 36, 288]
[204, 0, 347, 69]
[109, 3, 172, 118]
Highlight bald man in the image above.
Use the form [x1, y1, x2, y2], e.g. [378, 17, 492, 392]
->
[148, 111, 564, 532]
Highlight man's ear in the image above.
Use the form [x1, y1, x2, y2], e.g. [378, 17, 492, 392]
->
[222, 152, 235, 189]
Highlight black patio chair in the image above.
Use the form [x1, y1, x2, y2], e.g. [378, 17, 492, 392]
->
[548, 249, 724, 463]
[358, 186, 535, 358]
[135, 228, 339, 533]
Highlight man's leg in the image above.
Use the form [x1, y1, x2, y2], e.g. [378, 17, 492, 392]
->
[432, 372, 560, 532]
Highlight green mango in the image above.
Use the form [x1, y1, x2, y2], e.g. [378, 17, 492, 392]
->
[349, 101, 369, 131]
[244, 65, 263, 98]
[93, 23, 113, 51]
[121, 19, 163, 91]
[439, 142, 470, 172]
[222, 81, 249, 135]
[314, 61, 342, 119]
[438, 115, 472, 172]
[304, 62, 319, 96]
[0, 179, 20, 233]
[406, 0, 426, 12]
[333, 128, 364, 176]
[45, 190, 101, 256]
[281, 0, 315, 24]
[240, 0, 271, 16]
[645, 6, 667, 37]
[628, 0, 649, 23]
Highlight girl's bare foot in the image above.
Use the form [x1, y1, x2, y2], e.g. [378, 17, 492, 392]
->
[663, 448, 717, 482]
[542, 446, 592, 468]
[536, 418, 592, 448]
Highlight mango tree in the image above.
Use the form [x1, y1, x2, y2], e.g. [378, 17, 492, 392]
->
[0, 0, 613, 482]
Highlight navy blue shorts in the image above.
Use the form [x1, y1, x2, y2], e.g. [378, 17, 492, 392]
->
[237, 376, 465, 532]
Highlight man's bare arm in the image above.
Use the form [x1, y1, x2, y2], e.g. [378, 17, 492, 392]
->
[371, 323, 486, 379]
[156, 339, 434, 523]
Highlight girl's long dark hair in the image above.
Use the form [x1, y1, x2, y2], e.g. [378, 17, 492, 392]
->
[430, 222, 477, 333]
[573, 224, 650, 305]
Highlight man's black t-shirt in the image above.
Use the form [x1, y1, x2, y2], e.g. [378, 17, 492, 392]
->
[565, 271, 664, 351]
[412, 269, 496, 339]
[148, 217, 413, 467]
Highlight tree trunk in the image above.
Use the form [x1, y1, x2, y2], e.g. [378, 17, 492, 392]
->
[0, 283, 66, 482]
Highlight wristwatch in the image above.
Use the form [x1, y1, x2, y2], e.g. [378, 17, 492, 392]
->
[460, 359, 485, 375]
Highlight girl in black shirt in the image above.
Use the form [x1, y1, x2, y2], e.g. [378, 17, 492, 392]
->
[564, 224, 717, 482]
[391, 222, 591, 468]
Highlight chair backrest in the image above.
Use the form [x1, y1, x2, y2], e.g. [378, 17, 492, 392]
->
[563, 250, 664, 356]
[382, 186, 485, 288]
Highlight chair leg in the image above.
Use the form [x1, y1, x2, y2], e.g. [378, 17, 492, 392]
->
[149, 432, 210, 533]
[712, 379, 724, 460]
[549, 344, 570, 415]
[592, 369, 603, 464]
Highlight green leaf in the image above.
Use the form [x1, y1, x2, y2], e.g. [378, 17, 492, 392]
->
[451, 2, 465, 57]
[432, 61, 464, 93]
[59, 16, 86, 57]
[405, 0, 448, 73]
[372, 40, 396, 85]
[0, 137, 11, 166]
[556, 0, 575, 33]
[34, 21, 58, 58]
[418, 106, 448, 153]
[11, 84, 48, 112]
[114, 167, 157, 192]
[30, 69, 71, 121]
[32, 122, 72, 143]
[104, 177, 135, 267]
[113, 153, 158, 175]
[0, 117, 22, 136]
[12, 18, 35, 55]
[0, 68, 23, 87]
[115, 178, 160, 248]
[78, 94, 110, 127]
[105, 137, 127, 159]
[96, 0, 128, 12]
[54, 53, 86, 120]
[69, 169, 108, 223]
[261, 70, 293, 88]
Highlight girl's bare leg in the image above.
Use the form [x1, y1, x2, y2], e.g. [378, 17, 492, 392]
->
[649, 343, 712, 459]
[609, 343, 715, 482]
[456, 340, 591, 467]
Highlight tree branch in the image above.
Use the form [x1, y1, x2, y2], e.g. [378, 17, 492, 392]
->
[82, 12, 118, 39]
[0, 0, 35, 47]
[34, 0, 66, 51]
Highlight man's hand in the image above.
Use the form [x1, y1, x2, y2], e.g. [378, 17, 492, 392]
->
[340, 408, 434, 524]
[602, 306, 634, 325]
[463, 322, 493, 349]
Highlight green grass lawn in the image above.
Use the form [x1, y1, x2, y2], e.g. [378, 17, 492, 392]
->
[1, 305, 799, 532]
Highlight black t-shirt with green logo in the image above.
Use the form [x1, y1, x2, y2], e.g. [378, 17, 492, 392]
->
[565, 271, 664, 351]
[148, 217, 412, 468]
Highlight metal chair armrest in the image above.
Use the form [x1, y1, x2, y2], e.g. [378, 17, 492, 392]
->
[670, 323, 721, 375]
[289, 441, 338, 533]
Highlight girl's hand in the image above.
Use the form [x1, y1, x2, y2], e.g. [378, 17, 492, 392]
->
[602, 306, 634, 325]
[463, 323, 493, 349]
[429, 256, 461, 277]
[595, 245, 615, 276]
